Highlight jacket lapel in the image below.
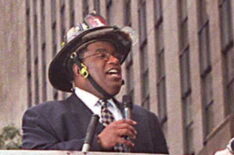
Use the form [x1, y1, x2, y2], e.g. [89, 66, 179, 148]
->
[65, 94, 104, 135]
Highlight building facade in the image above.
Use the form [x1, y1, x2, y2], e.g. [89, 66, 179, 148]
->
[0, 0, 234, 154]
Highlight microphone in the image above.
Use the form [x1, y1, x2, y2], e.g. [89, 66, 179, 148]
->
[122, 95, 133, 152]
[82, 114, 100, 153]
[121, 80, 125, 85]
[123, 95, 133, 120]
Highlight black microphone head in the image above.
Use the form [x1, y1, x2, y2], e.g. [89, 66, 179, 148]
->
[121, 80, 125, 85]
[123, 95, 133, 109]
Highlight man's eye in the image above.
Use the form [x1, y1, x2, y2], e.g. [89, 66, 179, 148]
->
[98, 53, 108, 59]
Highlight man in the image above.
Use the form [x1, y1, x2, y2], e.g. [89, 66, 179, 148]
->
[22, 13, 169, 154]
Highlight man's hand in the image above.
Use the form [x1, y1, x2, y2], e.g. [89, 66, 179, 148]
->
[97, 119, 137, 149]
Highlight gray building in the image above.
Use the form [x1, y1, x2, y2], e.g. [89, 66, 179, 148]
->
[0, 0, 234, 154]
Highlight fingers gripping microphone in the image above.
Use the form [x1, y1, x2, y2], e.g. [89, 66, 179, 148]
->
[82, 114, 100, 153]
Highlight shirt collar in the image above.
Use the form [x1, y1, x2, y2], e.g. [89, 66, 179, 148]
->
[74, 87, 99, 107]
[74, 87, 115, 108]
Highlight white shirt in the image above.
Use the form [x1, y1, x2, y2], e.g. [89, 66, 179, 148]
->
[74, 87, 123, 123]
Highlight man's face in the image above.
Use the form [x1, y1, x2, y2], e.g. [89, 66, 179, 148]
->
[79, 41, 123, 97]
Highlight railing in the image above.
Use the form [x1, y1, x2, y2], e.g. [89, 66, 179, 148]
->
[0, 150, 169, 155]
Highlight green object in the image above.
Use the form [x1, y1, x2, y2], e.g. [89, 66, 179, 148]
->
[0, 125, 22, 149]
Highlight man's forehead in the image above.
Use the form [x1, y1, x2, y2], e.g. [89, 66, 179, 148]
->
[86, 40, 117, 51]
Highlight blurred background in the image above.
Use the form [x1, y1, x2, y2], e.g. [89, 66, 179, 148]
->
[0, 0, 234, 154]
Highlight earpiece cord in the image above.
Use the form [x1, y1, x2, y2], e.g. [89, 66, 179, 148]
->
[74, 58, 114, 100]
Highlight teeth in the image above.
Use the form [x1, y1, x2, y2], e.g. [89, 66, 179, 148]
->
[108, 69, 118, 74]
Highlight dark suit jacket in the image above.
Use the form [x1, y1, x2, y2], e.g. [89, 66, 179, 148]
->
[22, 94, 169, 154]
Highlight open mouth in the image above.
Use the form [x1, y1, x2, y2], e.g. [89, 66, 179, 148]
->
[106, 68, 122, 79]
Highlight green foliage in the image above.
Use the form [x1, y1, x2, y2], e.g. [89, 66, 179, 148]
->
[0, 125, 22, 149]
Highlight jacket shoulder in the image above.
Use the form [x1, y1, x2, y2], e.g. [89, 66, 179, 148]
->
[23, 94, 78, 117]
[26, 100, 64, 113]
[132, 104, 158, 117]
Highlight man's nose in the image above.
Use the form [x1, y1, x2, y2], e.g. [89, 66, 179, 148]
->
[108, 55, 120, 65]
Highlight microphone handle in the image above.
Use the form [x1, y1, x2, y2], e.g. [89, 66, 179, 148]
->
[124, 107, 131, 152]
[82, 114, 99, 153]
[123, 95, 133, 152]
[123, 95, 133, 119]
[124, 107, 132, 120]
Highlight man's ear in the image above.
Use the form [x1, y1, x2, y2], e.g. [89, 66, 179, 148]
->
[72, 64, 80, 76]
[73, 63, 89, 78]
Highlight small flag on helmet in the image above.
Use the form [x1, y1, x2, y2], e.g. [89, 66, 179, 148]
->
[84, 12, 108, 28]
[64, 12, 109, 44]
